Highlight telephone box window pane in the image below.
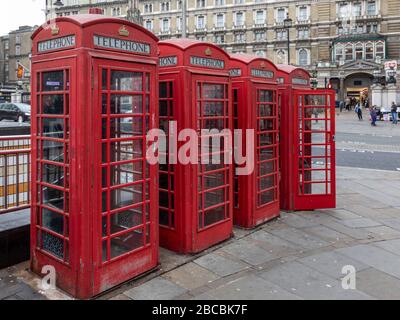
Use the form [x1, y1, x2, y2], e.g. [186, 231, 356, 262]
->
[259, 175, 275, 190]
[111, 162, 143, 186]
[43, 118, 64, 139]
[110, 229, 144, 259]
[43, 140, 64, 163]
[110, 207, 143, 234]
[259, 90, 273, 103]
[42, 208, 64, 235]
[259, 105, 273, 117]
[110, 95, 143, 115]
[42, 163, 64, 187]
[159, 82, 168, 98]
[110, 184, 143, 211]
[43, 186, 64, 211]
[146, 74, 150, 92]
[108, 140, 143, 163]
[102, 69, 108, 90]
[203, 84, 224, 99]
[204, 188, 224, 209]
[204, 206, 225, 227]
[203, 172, 225, 190]
[42, 95, 64, 114]
[102, 215, 107, 237]
[110, 118, 143, 137]
[259, 190, 275, 205]
[42, 71, 64, 92]
[111, 71, 143, 92]
[160, 209, 169, 227]
[42, 231, 64, 259]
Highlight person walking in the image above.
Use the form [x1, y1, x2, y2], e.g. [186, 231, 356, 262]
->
[339, 100, 344, 113]
[370, 106, 378, 127]
[391, 102, 398, 125]
[355, 102, 363, 121]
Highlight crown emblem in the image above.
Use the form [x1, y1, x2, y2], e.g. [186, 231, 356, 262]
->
[260, 62, 266, 68]
[205, 48, 212, 56]
[119, 26, 130, 37]
[51, 24, 60, 36]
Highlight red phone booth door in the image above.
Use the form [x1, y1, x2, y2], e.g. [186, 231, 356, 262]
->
[195, 75, 233, 251]
[92, 58, 157, 292]
[294, 90, 336, 210]
[254, 87, 280, 222]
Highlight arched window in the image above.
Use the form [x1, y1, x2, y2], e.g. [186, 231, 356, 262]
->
[365, 42, 374, 60]
[335, 44, 344, 62]
[376, 41, 385, 59]
[345, 44, 354, 62]
[276, 49, 287, 64]
[355, 43, 363, 60]
[255, 50, 266, 57]
[298, 49, 308, 66]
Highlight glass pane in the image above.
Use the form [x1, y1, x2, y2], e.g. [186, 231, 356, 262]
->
[203, 172, 225, 190]
[259, 189, 275, 205]
[203, 102, 224, 116]
[42, 163, 64, 187]
[203, 84, 224, 99]
[110, 117, 143, 138]
[110, 184, 143, 211]
[43, 118, 64, 139]
[259, 90, 273, 103]
[43, 140, 64, 163]
[111, 71, 143, 92]
[159, 209, 169, 226]
[42, 231, 64, 259]
[42, 71, 64, 92]
[111, 162, 143, 186]
[110, 95, 143, 115]
[159, 82, 168, 98]
[102, 69, 108, 90]
[42, 186, 64, 211]
[110, 207, 143, 234]
[42, 208, 64, 235]
[204, 188, 225, 208]
[259, 175, 275, 191]
[110, 229, 144, 259]
[259, 105, 274, 117]
[42, 95, 64, 115]
[109, 140, 143, 162]
[204, 206, 225, 227]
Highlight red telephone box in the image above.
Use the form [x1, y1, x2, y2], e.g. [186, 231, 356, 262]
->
[229, 54, 280, 228]
[277, 65, 336, 211]
[157, 39, 233, 253]
[30, 15, 159, 298]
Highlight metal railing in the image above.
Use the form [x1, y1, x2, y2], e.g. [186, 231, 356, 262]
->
[0, 135, 31, 214]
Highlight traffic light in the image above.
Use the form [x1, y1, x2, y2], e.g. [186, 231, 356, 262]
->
[17, 63, 24, 79]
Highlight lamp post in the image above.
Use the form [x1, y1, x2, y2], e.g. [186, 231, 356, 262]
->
[283, 13, 293, 65]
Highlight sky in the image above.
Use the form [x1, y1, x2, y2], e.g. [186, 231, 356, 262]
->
[0, 0, 46, 36]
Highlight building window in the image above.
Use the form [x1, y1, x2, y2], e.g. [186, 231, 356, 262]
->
[345, 44, 354, 61]
[4, 41, 9, 50]
[298, 49, 309, 66]
[144, 3, 153, 13]
[276, 8, 286, 23]
[15, 45, 21, 56]
[235, 12, 244, 26]
[367, 1, 377, 15]
[197, 15, 206, 29]
[112, 7, 121, 16]
[353, 2, 362, 17]
[235, 0, 244, 4]
[234, 33, 246, 43]
[215, 14, 225, 28]
[15, 35, 21, 44]
[161, 18, 170, 32]
[365, 42, 374, 60]
[215, 0, 224, 6]
[255, 10, 265, 25]
[196, 0, 205, 8]
[339, 3, 349, 18]
[298, 28, 309, 39]
[355, 43, 363, 60]
[177, 1, 182, 10]
[367, 24, 378, 33]
[177, 17, 182, 31]
[335, 45, 344, 62]
[196, 35, 206, 41]
[276, 29, 287, 41]
[298, 6, 309, 21]
[276, 49, 287, 64]
[376, 42, 385, 59]
[161, 2, 170, 12]
[145, 20, 153, 31]
[254, 31, 266, 41]
[214, 35, 225, 44]
[255, 50, 266, 57]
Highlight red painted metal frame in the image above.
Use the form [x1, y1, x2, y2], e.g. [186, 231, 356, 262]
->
[277, 65, 336, 211]
[30, 15, 159, 299]
[158, 39, 233, 254]
[229, 54, 280, 228]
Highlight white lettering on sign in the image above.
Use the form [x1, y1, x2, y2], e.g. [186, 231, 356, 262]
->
[160, 56, 178, 67]
[292, 78, 309, 85]
[229, 69, 242, 77]
[251, 69, 274, 79]
[93, 35, 150, 54]
[38, 35, 76, 53]
[190, 56, 225, 69]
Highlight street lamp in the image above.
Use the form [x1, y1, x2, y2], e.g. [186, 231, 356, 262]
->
[283, 13, 293, 65]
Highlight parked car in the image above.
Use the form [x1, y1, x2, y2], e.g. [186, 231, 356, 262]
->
[0, 103, 31, 123]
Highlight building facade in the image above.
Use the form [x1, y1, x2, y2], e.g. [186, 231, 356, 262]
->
[0, 26, 35, 98]
[41, 0, 400, 102]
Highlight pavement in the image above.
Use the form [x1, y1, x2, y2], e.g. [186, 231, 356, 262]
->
[1, 111, 400, 300]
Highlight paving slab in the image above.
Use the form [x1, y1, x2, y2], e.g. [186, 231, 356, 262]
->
[279, 214, 320, 229]
[198, 275, 301, 300]
[374, 239, 400, 256]
[355, 268, 400, 300]
[337, 218, 382, 229]
[364, 226, 400, 240]
[219, 239, 277, 266]
[337, 244, 400, 279]
[162, 262, 220, 290]
[194, 253, 250, 277]
[124, 278, 187, 300]
[302, 225, 352, 244]
[298, 251, 369, 280]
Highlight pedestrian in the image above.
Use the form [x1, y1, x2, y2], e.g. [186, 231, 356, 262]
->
[391, 101, 398, 125]
[370, 106, 378, 126]
[355, 102, 363, 120]
[339, 100, 344, 113]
